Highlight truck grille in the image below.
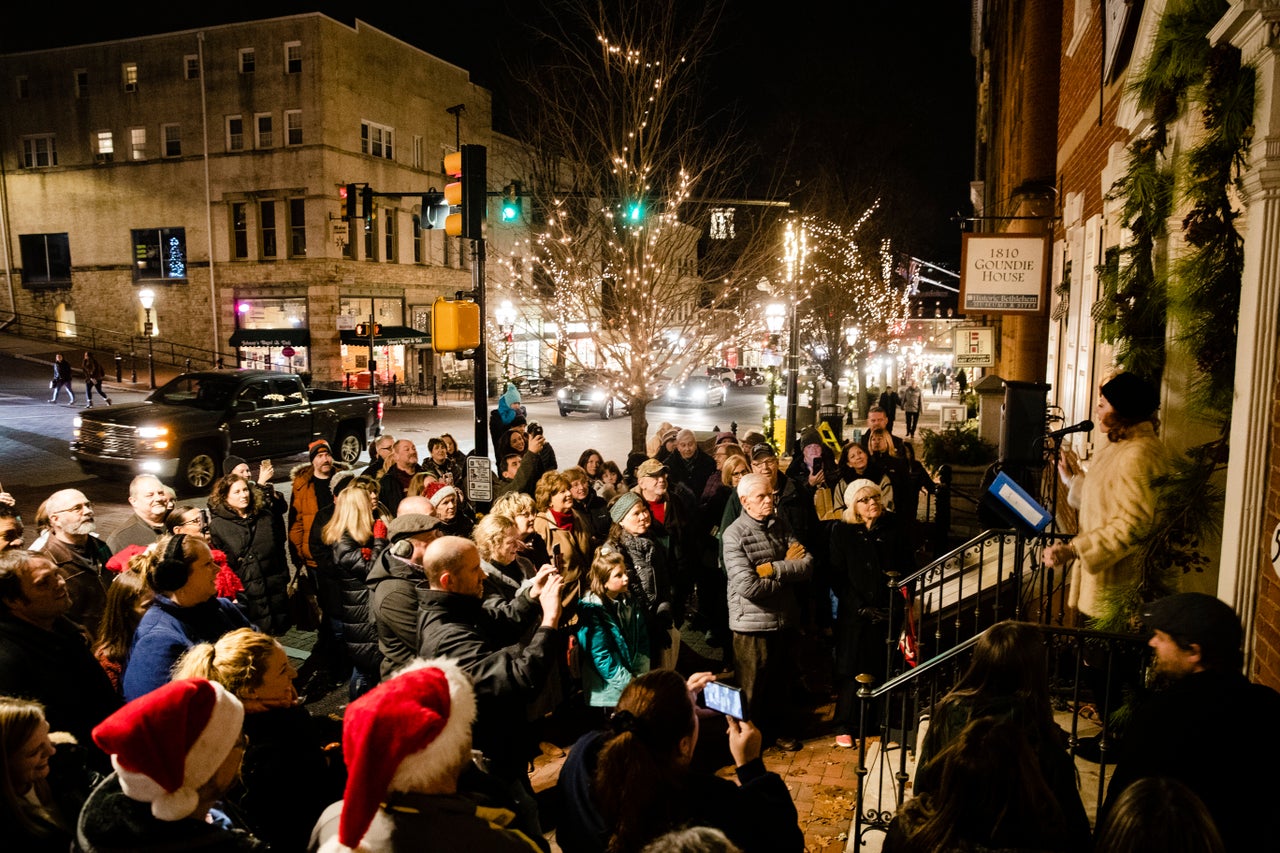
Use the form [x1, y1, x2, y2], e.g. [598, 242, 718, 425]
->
[76, 422, 138, 459]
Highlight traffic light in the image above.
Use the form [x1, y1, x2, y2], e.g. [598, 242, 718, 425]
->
[443, 144, 487, 239]
[431, 296, 481, 352]
[344, 183, 357, 221]
[500, 182, 521, 223]
[420, 190, 449, 230]
[625, 200, 644, 223]
[354, 323, 382, 337]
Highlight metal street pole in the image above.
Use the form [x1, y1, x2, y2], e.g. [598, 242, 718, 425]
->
[144, 312, 156, 389]
[785, 303, 800, 456]
[472, 237, 488, 458]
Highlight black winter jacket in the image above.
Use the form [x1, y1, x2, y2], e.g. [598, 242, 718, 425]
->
[334, 532, 385, 677]
[208, 503, 291, 635]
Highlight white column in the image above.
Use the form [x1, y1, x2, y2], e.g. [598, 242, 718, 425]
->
[1211, 1, 1280, 665]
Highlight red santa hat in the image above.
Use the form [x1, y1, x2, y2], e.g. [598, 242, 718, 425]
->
[329, 658, 476, 852]
[92, 678, 244, 822]
[424, 482, 458, 506]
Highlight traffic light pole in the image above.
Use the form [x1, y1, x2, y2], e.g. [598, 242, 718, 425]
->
[471, 238, 488, 458]
[367, 313, 377, 395]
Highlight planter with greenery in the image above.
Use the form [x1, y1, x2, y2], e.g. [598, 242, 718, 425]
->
[919, 423, 998, 470]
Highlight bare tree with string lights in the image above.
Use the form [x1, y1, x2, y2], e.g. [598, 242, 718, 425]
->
[489, 0, 782, 452]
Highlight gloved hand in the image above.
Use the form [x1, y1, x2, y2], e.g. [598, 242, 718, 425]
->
[785, 542, 807, 561]
[372, 518, 388, 543]
[755, 562, 775, 578]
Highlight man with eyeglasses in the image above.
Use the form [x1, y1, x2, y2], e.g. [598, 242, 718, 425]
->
[106, 474, 170, 554]
[721, 472, 813, 752]
[34, 488, 112, 635]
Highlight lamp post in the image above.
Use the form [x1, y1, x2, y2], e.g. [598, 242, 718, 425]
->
[765, 303, 786, 450]
[138, 288, 157, 389]
[495, 299, 517, 388]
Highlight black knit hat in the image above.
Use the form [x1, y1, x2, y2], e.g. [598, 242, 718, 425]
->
[222, 455, 248, 477]
[1100, 373, 1159, 421]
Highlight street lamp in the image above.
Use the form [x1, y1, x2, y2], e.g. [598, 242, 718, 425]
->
[764, 303, 786, 449]
[138, 288, 157, 389]
[495, 299, 517, 387]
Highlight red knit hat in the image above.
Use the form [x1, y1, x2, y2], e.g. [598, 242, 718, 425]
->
[328, 658, 476, 851]
[92, 678, 244, 821]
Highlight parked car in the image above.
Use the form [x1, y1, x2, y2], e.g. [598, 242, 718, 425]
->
[71, 370, 382, 494]
[704, 366, 735, 387]
[556, 371, 629, 419]
[734, 367, 765, 387]
[664, 375, 727, 407]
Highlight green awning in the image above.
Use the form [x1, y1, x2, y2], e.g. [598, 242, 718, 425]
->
[340, 325, 432, 347]
[229, 328, 310, 347]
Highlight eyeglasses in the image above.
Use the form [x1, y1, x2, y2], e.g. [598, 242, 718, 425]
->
[50, 501, 92, 516]
[855, 496, 881, 504]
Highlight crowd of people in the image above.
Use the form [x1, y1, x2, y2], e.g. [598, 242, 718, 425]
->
[0, 367, 1272, 851]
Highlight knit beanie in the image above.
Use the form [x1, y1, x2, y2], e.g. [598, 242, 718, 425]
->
[309, 439, 332, 461]
[1100, 372, 1159, 421]
[92, 679, 244, 822]
[609, 491, 644, 524]
[844, 478, 881, 507]
[222, 455, 248, 477]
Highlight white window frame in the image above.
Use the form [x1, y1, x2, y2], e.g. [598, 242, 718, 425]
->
[129, 127, 146, 160]
[122, 62, 138, 93]
[255, 113, 273, 149]
[184, 55, 199, 80]
[22, 135, 56, 168]
[285, 110, 302, 146]
[226, 116, 244, 152]
[161, 123, 181, 158]
[284, 41, 302, 73]
[360, 121, 394, 160]
[239, 48, 255, 74]
[413, 135, 424, 170]
[1067, 0, 1091, 56]
[92, 130, 114, 163]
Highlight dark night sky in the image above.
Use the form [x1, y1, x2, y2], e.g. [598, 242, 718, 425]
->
[2, 1, 974, 263]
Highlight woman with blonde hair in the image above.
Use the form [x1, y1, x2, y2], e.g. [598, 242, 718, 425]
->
[320, 485, 387, 699]
[491, 489, 551, 568]
[823, 478, 915, 748]
[174, 628, 343, 852]
[473, 512, 536, 602]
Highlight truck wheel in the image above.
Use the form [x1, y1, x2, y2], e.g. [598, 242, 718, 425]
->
[336, 428, 363, 464]
[178, 444, 219, 495]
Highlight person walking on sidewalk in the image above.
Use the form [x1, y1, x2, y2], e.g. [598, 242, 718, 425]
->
[82, 352, 112, 407]
[48, 354, 74, 405]
[900, 381, 921, 439]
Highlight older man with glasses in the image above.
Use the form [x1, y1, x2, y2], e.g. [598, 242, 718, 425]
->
[34, 488, 113, 635]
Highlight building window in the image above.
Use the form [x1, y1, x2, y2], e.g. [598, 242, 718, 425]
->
[710, 207, 735, 240]
[364, 209, 377, 261]
[413, 212, 423, 263]
[18, 233, 71, 287]
[74, 69, 88, 98]
[360, 121, 394, 160]
[289, 198, 306, 257]
[21, 135, 57, 168]
[413, 135, 423, 170]
[92, 131, 114, 163]
[161, 124, 181, 158]
[285, 110, 302, 145]
[384, 207, 396, 262]
[184, 55, 199, 79]
[284, 41, 302, 73]
[255, 113, 273, 149]
[227, 116, 244, 151]
[132, 228, 186, 280]
[231, 203, 249, 259]
[122, 62, 138, 93]
[239, 48, 255, 73]
[261, 201, 278, 258]
[16, 75, 28, 99]
[129, 127, 146, 160]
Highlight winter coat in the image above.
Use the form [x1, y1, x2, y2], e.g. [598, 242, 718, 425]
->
[311, 790, 541, 853]
[900, 385, 922, 413]
[77, 773, 268, 853]
[52, 358, 72, 385]
[575, 592, 650, 708]
[83, 354, 105, 381]
[531, 508, 594, 611]
[824, 513, 914, 682]
[35, 533, 112, 637]
[122, 594, 253, 701]
[1065, 422, 1167, 617]
[334, 532, 385, 678]
[416, 588, 560, 775]
[232, 704, 346, 853]
[556, 729, 803, 853]
[721, 511, 812, 633]
[209, 503, 291, 635]
[288, 463, 346, 566]
[367, 546, 424, 680]
[666, 449, 716, 506]
[613, 531, 676, 652]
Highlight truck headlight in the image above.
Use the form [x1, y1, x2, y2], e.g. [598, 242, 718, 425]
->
[138, 426, 169, 439]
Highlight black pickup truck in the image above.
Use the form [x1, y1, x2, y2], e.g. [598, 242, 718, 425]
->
[72, 370, 382, 494]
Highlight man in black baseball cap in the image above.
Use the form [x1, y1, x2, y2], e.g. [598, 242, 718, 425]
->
[1101, 592, 1280, 851]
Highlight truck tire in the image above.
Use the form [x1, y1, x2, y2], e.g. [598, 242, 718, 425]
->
[336, 428, 363, 464]
[178, 443, 219, 495]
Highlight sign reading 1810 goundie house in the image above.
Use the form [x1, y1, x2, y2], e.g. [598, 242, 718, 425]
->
[959, 233, 1049, 314]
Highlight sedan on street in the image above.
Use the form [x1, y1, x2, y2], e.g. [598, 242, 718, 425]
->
[664, 375, 727, 408]
[557, 371, 629, 419]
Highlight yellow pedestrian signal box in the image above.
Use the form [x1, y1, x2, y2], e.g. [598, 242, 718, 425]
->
[432, 297, 480, 352]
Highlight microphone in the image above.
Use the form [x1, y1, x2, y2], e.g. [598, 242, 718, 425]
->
[1047, 419, 1093, 440]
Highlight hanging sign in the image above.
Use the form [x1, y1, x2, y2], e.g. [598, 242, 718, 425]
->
[960, 233, 1050, 314]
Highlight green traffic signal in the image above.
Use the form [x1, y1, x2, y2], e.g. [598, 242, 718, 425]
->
[501, 183, 521, 222]
[627, 201, 643, 222]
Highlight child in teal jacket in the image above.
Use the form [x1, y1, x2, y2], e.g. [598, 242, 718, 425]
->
[576, 545, 650, 711]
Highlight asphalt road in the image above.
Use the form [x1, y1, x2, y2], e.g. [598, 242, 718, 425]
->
[0, 352, 767, 535]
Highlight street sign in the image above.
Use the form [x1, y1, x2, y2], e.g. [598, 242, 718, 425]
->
[281, 346, 295, 358]
[336, 315, 356, 331]
[467, 455, 492, 503]
[953, 327, 995, 368]
[959, 233, 1049, 314]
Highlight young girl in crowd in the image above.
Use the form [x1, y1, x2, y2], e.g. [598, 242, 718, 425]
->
[576, 546, 651, 716]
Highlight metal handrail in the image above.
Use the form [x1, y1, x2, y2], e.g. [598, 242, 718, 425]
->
[1, 309, 227, 370]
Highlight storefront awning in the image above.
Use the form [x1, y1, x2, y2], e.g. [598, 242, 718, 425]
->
[229, 328, 311, 347]
[340, 325, 432, 347]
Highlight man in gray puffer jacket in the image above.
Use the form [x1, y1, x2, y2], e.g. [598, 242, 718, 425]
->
[722, 472, 813, 752]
